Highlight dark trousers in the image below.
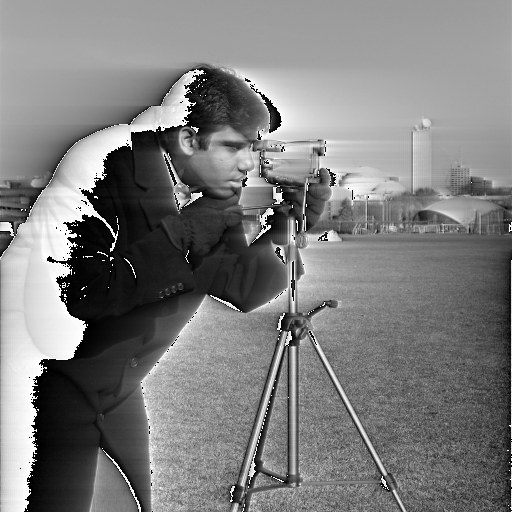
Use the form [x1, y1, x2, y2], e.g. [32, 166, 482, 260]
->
[28, 367, 151, 512]
[29, 369, 101, 512]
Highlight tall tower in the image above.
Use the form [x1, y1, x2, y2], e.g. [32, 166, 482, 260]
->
[411, 117, 432, 192]
[450, 161, 470, 195]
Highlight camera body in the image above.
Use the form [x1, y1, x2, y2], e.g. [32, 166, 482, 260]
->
[239, 140, 326, 243]
[240, 139, 326, 213]
[253, 139, 326, 185]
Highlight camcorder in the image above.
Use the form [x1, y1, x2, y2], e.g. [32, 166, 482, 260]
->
[252, 139, 326, 185]
[239, 140, 326, 245]
[240, 139, 326, 210]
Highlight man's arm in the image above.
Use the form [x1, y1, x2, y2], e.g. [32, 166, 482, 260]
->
[198, 170, 332, 312]
[59, 215, 196, 321]
[193, 213, 297, 312]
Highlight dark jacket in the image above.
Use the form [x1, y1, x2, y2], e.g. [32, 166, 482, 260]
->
[37, 130, 289, 511]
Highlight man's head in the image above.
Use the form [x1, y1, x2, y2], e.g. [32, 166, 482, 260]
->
[158, 65, 281, 199]
[172, 124, 257, 199]
[184, 64, 277, 146]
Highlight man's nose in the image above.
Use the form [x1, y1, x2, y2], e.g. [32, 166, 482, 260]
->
[238, 147, 256, 173]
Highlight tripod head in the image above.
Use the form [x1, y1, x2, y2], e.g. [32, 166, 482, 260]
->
[279, 300, 339, 341]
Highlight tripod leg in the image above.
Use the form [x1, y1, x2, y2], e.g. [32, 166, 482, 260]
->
[287, 337, 301, 486]
[252, 344, 286, 476]
[230, 331, 288, 512]
[243, 344, 287, 511]
[307, 331, 408, 512]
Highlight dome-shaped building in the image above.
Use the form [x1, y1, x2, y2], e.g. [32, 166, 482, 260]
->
[369, 180, 407, 199]
[339, 167, 387, 197]
[414, 196, 511, 224]
[339, 167, 406, 199]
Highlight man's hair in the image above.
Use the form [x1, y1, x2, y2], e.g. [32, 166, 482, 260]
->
[183, 64, 281, 149]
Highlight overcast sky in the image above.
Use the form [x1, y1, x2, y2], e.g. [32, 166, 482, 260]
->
[1, 0, 511, 188]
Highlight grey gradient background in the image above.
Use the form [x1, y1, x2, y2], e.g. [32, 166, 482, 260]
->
[1, 0, 511, 189]
[0, 2, 510, 510]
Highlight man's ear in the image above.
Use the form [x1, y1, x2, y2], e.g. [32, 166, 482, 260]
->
[177, 127, 198, 156]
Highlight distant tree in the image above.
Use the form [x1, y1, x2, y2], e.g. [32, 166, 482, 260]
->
[486, 187, 512, 196]
[337, 198, 353, 220]
[388, 191, 413, 201]
[386, 192, 437, 221]
[414, 187, 438, 196]
[457, 184, 472, 195]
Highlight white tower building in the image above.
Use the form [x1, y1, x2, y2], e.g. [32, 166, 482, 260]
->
[411, 118, 432, 192]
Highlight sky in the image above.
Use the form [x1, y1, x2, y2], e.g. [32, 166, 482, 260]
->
[1, 0, 511, 189]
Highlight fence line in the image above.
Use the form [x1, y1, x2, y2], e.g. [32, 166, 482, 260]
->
[312, 219, 477, 235]
[471, 209, 509, 235]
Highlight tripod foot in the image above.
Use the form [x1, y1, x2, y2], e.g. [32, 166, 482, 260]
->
[230, 484, 244, 504]
[229, 484, 247, 512]
[381, 473, 398, 491]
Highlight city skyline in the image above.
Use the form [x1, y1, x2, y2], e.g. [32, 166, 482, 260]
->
[1, 1, 510, 188]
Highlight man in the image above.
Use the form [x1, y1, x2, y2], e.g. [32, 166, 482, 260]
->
[0, 65, 331, 511]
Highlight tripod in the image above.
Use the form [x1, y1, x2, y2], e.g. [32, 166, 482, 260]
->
[229, 216, 408, 512]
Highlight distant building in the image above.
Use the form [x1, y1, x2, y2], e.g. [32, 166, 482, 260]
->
[470, 176, 492, 196]
[0, 175, 51, 238]
[336, 167, 407, 203]
[337, 167, 407, 199]
[493, 179, 512, 189]
[339, 167, 387, 197]
[450, 163, 470, 195]
[369, 180, 407, 199]
[411, 118, 433, 192]
[415, 196, 511, 230]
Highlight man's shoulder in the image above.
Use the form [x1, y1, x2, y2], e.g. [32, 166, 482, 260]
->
[50, 125, 133, 191]
[105, 143, 134, 165]
[66, 125, 132, 158]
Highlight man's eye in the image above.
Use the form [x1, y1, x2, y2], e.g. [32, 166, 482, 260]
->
[225, 144, 244, 152]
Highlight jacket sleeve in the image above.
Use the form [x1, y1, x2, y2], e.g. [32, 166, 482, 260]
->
[193, 216, 302, 313]
[61, 217, 196, 321]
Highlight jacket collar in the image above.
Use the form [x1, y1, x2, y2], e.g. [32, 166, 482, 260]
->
[131, 131, 169, 189]
[131, 131, 177, 229]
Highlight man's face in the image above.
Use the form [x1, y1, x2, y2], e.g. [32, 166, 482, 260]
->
[181, 126, 258, 199]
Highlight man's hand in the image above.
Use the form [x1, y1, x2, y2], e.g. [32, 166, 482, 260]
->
[278, 168, 332, 231]
[159, 194, 243, 259]
[181, 195, 243, 257]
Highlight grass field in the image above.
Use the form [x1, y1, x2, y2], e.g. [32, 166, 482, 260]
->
[143, 234, 511, 512]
